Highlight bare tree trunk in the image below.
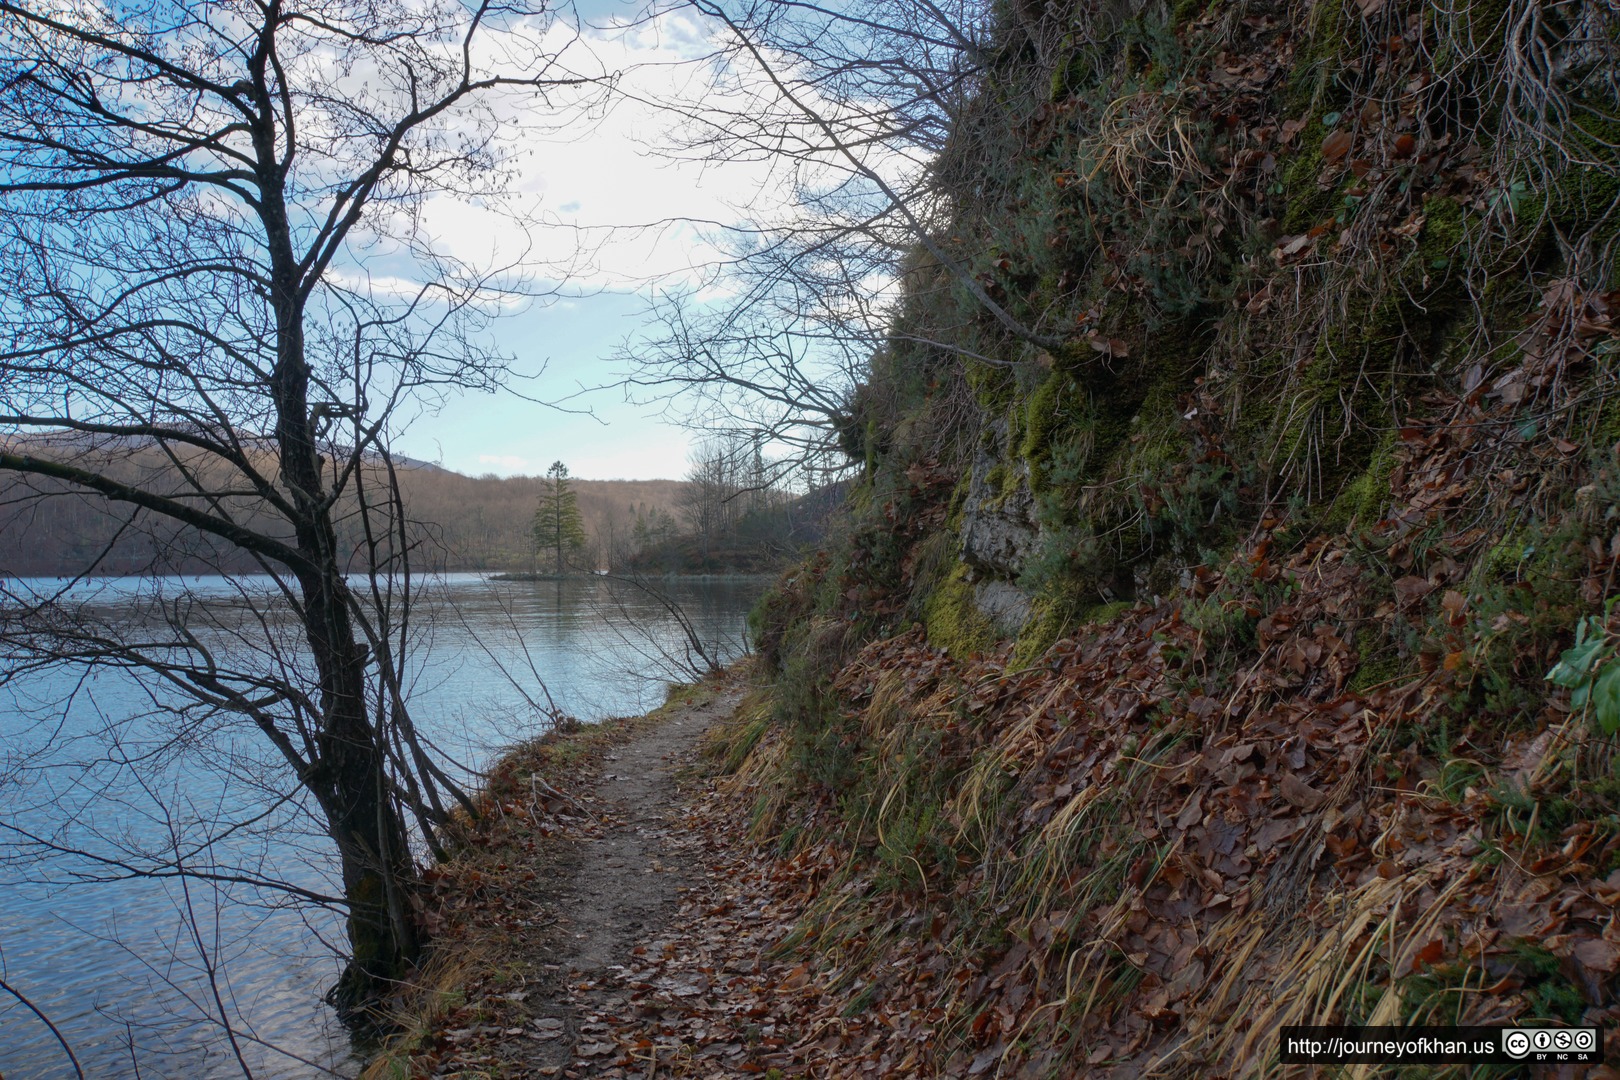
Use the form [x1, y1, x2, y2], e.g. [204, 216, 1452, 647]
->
[262, 167, 419, 1004]
[301, 572, 419, 1008]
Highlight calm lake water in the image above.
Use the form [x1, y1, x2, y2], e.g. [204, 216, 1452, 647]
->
[0, 572, 762, 1079]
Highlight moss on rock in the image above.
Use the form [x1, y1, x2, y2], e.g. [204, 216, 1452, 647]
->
[924, 564, 996, 659]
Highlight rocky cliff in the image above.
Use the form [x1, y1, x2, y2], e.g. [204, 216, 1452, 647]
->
[728, 0, 1620, 1071]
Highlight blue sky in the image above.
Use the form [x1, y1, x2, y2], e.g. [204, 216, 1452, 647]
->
[391, 290, 694, 481]
[369, 1, 903, 483]
[385, 6, 768, 482]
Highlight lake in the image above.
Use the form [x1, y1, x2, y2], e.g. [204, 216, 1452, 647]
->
[0, 572, 764, 1079]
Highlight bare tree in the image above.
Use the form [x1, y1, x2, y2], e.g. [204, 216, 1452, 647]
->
[0, 0, 608, 1020]
[678, 432, 793, 568]
[621, 0, 1092, 472]
[678, 440, 728, 568]
[593, 570, 732, 679]
[674, 0, 1059, 346]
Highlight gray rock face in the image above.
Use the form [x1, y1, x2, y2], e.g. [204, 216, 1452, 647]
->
[974, 579, 1031, 636]
[959, 417, 1039, 580]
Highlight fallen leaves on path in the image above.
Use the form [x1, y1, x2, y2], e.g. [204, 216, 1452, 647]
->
[546, 814, 890, 1077]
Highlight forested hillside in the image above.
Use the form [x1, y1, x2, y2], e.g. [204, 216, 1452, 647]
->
[710, 0, 1620, 1071]
[0, 439, 830, 575]
[0, 439, 683, 574]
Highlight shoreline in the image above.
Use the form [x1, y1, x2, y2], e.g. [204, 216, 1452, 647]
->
[485, 570, 779, 583]
[361, 673, 743, 1078]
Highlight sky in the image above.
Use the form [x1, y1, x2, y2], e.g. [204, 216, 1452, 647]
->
[395, 291, 692, 481]
[383, 5, 798, 482]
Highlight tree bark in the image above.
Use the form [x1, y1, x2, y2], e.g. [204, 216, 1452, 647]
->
[259, 125, 418, 1006]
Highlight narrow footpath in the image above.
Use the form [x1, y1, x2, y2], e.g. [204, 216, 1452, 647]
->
[529, 685, 746, 1076]
[374, 679, 896, 1080]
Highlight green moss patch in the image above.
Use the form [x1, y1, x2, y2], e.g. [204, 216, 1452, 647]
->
[924, 564, 996, 659]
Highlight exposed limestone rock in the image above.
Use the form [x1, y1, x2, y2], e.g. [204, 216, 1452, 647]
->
[974, 579, 1031, 636]
[959, 417, 1039, 579]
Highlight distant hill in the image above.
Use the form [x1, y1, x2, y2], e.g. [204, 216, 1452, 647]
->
[0, 430, 850, 577]
[0, 435, 693, 576]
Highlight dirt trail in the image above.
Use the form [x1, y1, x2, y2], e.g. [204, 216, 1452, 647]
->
[521, 687, 744, 1075]
[399, 680, 872, 1078]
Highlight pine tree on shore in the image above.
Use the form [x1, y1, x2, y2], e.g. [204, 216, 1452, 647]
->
[532, 461, 588, 574]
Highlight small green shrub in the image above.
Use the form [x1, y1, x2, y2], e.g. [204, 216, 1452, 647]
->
[1545, 605, 1620, 734]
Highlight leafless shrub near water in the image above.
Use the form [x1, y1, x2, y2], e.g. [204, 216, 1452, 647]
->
[0, 0, 619, 1070]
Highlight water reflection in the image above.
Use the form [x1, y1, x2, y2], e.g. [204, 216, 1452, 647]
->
[0, 573, 760, 1078]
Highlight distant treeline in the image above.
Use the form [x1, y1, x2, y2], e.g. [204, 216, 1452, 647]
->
[610, 438, 843, 575]
[0, 435, 835, 577]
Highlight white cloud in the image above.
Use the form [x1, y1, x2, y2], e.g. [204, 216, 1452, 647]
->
[409, 6, 909, 294]
[376, 5, 919, 480]
[447, 416, 694, 481]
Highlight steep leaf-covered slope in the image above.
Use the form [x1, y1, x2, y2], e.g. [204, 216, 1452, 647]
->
[727, 0, 1620, 1073]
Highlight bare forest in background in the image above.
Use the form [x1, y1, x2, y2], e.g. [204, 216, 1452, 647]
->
[0, 435, 832, 576]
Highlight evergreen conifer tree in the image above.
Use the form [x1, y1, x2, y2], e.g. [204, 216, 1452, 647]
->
[532, 461, 588, 574]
